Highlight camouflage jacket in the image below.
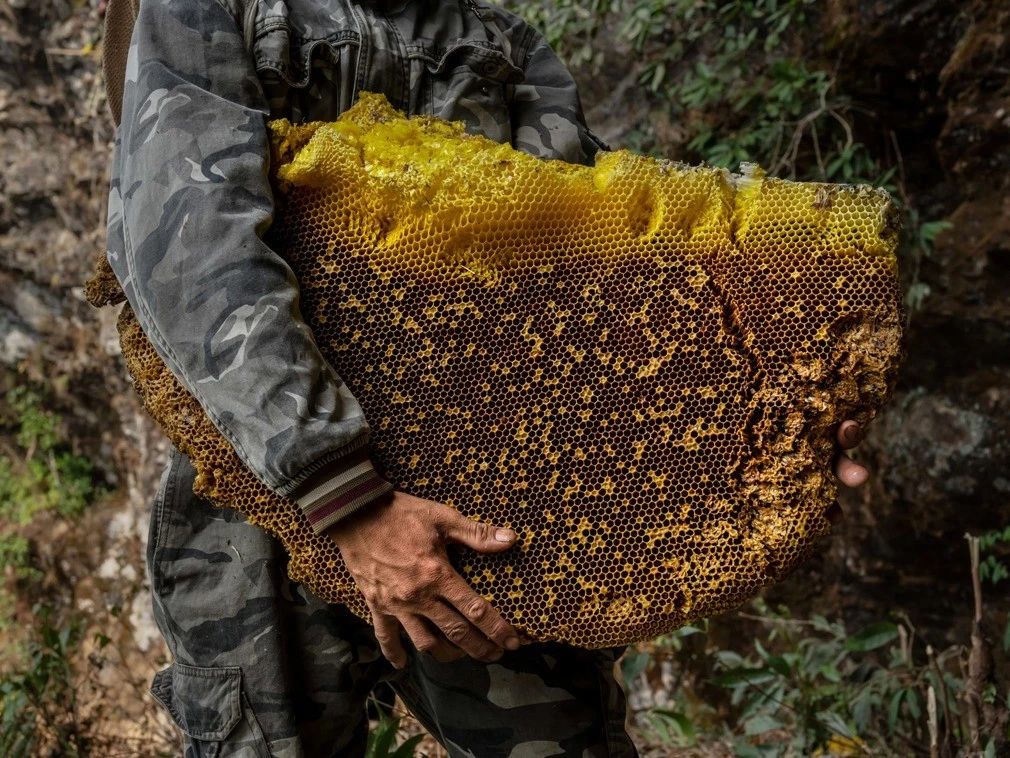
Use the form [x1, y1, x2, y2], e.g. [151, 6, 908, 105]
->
[106, 0, 606, 532]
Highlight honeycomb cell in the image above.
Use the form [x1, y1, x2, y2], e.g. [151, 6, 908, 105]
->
[87, 93, 902, 649]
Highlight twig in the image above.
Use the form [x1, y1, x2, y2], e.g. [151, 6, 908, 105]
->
[927, 685, 938, 758]
[768, 120, 785, 174]
[735, 612, 821, 627]
[887, 130, 909, 203]
[827, 108, 854, 152]
[810, 119, 825, 180]
[962, 534, 989, 752]
[968, 536, 983, 625]
[48, 449, 61, 487]
[927, 644, 954, 754]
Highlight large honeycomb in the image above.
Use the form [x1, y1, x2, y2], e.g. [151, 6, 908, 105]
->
[89, 92, 902, 648]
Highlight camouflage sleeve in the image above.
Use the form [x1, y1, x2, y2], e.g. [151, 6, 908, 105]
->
[510, 27, 610, 166]
[106, 0, 392, 530]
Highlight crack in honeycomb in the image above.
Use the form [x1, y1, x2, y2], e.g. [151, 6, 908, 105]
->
[89, 93, 903, 648]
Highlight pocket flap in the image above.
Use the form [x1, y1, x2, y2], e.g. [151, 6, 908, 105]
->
[151, 663, 243, 742]
[424, 40, 524, 83]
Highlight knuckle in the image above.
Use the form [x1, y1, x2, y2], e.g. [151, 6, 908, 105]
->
[398, 586, 425, 605]
[415, 638, 438, 655]
[430, 560, 451, 580]
[470, 520, 492, 542]
[419, 559, 445, 584]
[486, 620, 510, 642]
[444, 624, 468, 644]
[367, 590, 392, 613]
[465, 599, 487, 621]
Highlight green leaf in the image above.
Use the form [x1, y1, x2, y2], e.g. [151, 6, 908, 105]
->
[766, 655, 791, 677]
[744, 714, 782, 735]
[904, 281, 931, 311]
[650, 62, 666, 92]
[391, 734, 424, 758]
[621, 650, 650, 685]
[887, 689, 905, 734]
[731, 738, 769, 758]
[905, 688, 921, 720]
[367, 716, 399, 758]
[674, 624, 703, 638]
[715, 650, 744, 668]
[712, 667, 777, 687]
[851, 690, 879, 731]
[819, 663, 842, 683]
[845, 622, 899, 652]
[654, 709, 696, 742]
[820, 710, 856, 740]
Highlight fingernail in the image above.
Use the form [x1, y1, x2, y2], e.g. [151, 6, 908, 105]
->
[505, 636, 521, 651]
[843, 424, 861, 446]
[495, 528, 515, 543]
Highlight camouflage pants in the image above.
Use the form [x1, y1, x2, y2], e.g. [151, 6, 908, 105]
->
[147, 450, 638, 757]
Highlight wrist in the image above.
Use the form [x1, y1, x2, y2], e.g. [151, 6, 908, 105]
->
[324, 488, 395, 543]
[290, 449, 394, 534]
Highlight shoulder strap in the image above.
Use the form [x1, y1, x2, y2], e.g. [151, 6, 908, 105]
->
[102, 0, 140, 126]
[101, 0, 256, 126]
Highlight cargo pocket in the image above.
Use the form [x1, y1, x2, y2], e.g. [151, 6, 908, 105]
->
[151, 663, 270, 758]
[425, 41, 523, 144]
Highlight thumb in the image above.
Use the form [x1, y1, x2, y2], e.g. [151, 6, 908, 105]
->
[442, 510, 517, 554]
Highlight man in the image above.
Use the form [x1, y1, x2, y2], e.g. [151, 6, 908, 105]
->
[105, 0, 870, 754]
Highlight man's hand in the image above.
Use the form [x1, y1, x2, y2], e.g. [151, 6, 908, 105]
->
[326, 491, 521, 669]
[828, 419, 869, 525]
[834, 419, 869, 488]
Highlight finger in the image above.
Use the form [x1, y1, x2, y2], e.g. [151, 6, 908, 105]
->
[370, 607, 408, 670]
[834, 454, 869, 488]
[425, 601, 503, 662]
[441, 509, 517, 554]
[837, 420, 862, 450]
[400, 616, 466, 664]
[441, 576, 520, 651]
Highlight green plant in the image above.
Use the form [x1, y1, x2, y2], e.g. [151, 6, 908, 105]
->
[0, 535, 32, 576]
[978, 525, 1010, 587]
[0, 385, 101, 632]
[508, 0, 611, 70]
[976, 525, 1010, 655]
[366, 712, 424, 758]
[623, 600, 980, 756]
[0, 387, 99, 524]
[0, 615, 88, 757]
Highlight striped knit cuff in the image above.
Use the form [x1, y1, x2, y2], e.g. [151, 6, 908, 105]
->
[291, 449, 394, 534]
